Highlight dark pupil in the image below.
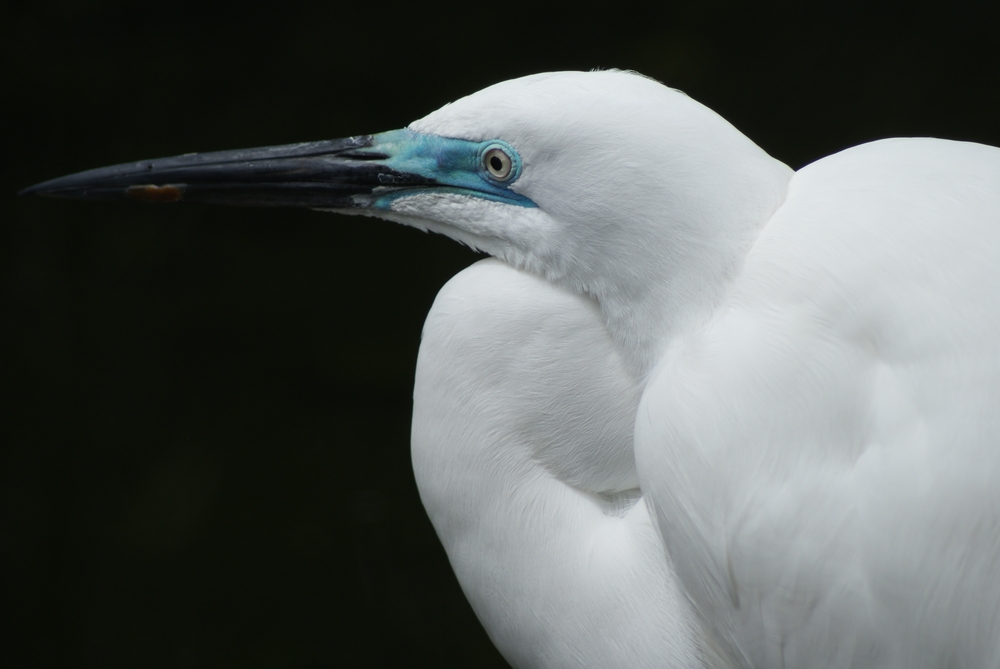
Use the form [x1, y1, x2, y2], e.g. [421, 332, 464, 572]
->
[490, 155, 504, 172]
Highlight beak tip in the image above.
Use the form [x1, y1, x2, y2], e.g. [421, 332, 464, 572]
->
[19, 178, 78, 199]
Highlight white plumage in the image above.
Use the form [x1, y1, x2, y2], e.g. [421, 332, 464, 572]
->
[639, 137, 1000, 667]
[413, 260, 701, 668]
[27, 69, 1000, 668]
[402, 72, 1000, 668]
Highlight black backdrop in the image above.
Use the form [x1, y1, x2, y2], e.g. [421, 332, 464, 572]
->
[5, 2, 1000, 667]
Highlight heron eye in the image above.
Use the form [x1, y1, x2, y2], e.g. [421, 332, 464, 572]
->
[484, 147, 513, 180]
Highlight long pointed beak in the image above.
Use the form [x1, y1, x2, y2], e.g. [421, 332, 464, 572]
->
[19, 133, 436, 208]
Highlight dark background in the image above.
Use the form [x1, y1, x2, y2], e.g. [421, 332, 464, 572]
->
[4, 1, 999, 667]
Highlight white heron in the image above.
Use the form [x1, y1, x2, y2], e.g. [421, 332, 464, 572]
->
[23, 70, 1000, 669]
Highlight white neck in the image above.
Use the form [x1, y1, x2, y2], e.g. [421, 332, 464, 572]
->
[411, 259, 711, 668]
[544, 121, 794, 378]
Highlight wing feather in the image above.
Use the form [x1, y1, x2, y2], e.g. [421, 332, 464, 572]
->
[638, 138, 1000, 668]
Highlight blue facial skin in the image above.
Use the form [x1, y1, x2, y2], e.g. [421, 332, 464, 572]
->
[363, 129, 538, 210]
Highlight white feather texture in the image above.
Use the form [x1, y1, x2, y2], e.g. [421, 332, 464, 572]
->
[381, 71, 1000, 668]
[638, 137, 1000, 668]
[412, 259, 710, 668]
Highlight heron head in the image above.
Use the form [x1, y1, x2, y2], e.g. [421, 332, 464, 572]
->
[22, 70, 790, 371]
